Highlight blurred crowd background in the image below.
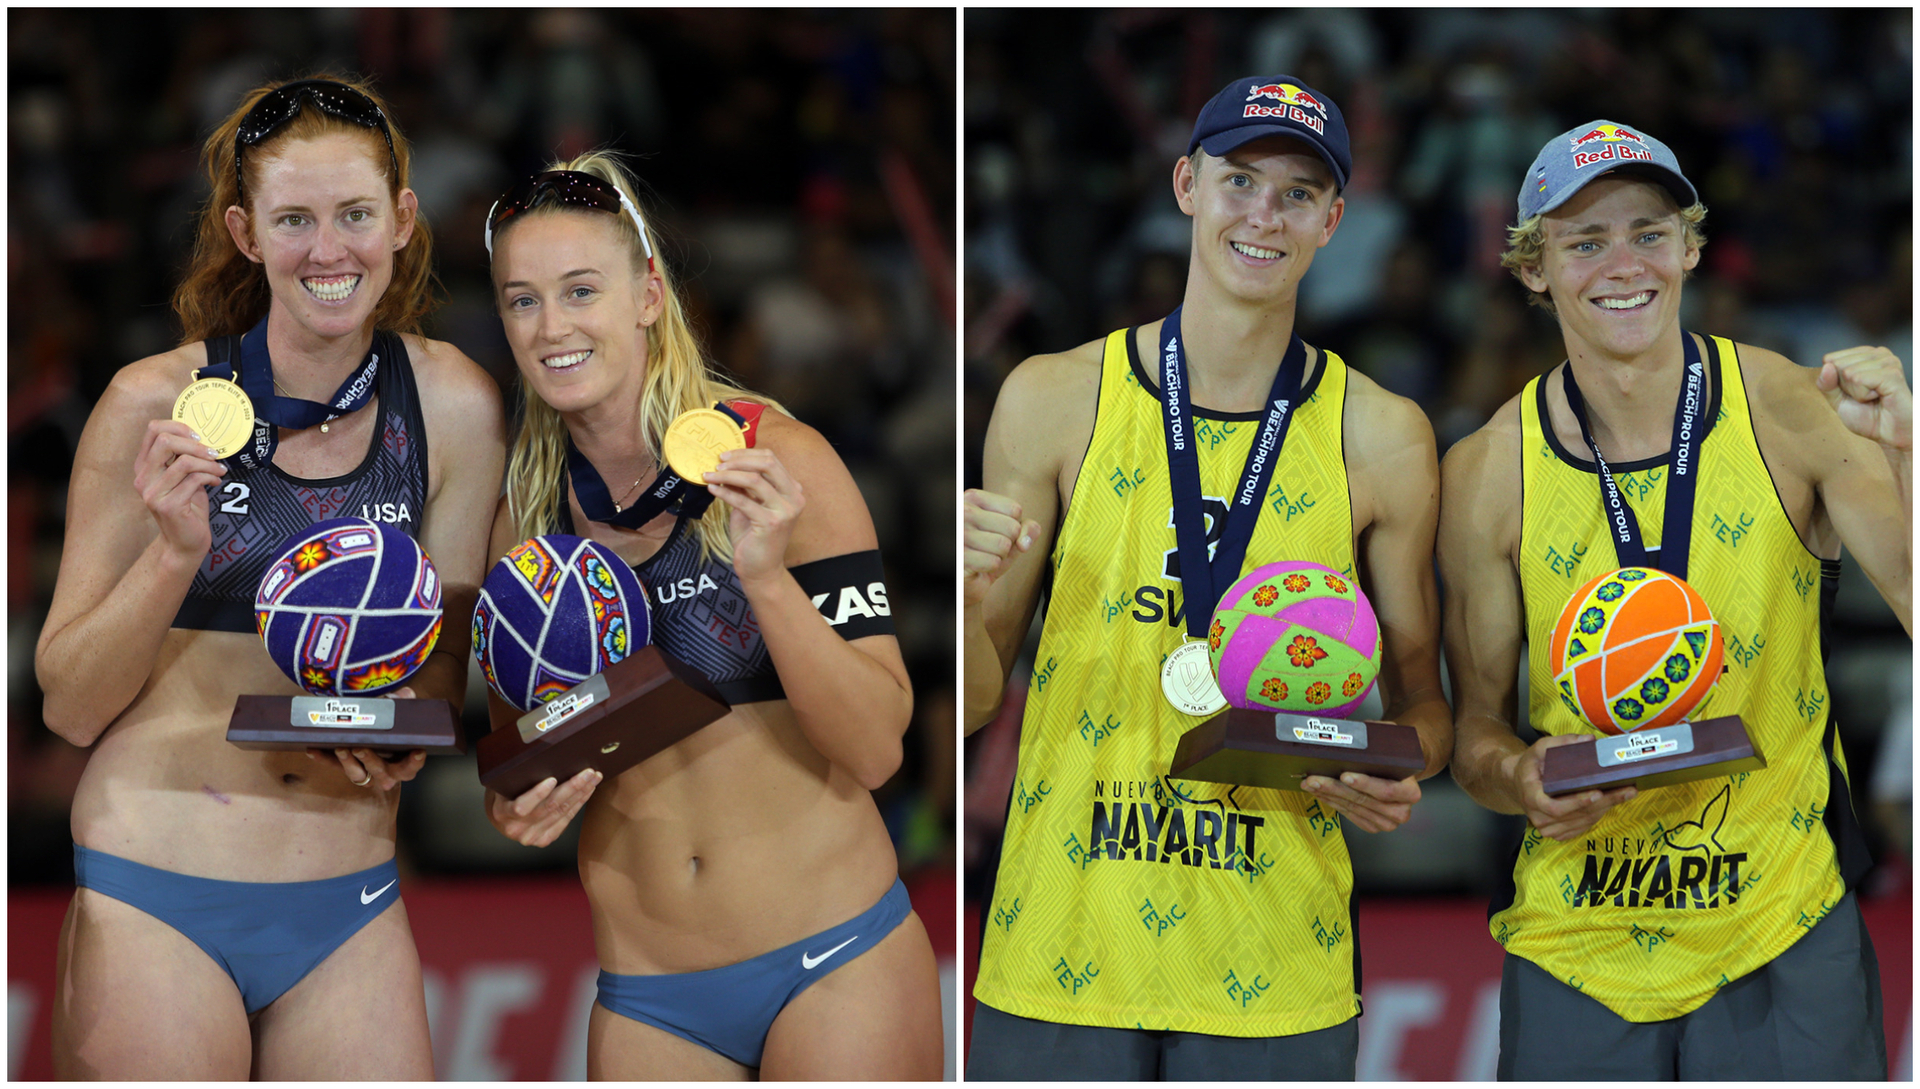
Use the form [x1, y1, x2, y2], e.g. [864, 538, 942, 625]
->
[9, 9, 955, 886]
[964, 9, 1912, 907]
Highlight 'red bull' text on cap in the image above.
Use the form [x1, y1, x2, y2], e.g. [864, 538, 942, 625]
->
[1519, 119, 1699, 221]
[1189, 74, 1351, 190]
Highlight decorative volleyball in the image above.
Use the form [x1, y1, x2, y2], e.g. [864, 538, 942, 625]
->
[1207, 560, 1381, 716]
[255, 518, 442, 696]
[472, 535, 650, 712]
[1549, 567, 1723, 735]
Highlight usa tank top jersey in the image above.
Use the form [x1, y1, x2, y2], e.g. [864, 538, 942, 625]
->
[557, 498, 783, 707]
[172, 329, 430, 633]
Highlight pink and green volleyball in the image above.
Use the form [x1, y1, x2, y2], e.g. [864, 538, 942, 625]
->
[1206, 560, 1381, 716]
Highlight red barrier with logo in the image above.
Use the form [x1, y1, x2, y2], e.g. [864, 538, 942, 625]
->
[962, 893, 1911, 1079]
[10, 871, 957, 1080]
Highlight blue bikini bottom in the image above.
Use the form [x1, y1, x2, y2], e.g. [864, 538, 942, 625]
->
[596, 877, 911, 1067]
[73, 843, 401, 1014]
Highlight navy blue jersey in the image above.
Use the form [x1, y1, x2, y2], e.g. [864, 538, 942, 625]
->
[172, 330, 431, 633]
[556, 504, 783, 706]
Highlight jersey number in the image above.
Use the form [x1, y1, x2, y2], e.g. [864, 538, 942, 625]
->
[218, 482, 250, 515]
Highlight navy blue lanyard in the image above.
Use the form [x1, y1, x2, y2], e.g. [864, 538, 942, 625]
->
[199, 315, 381, 469]
[1561, 332, 1707, 579]
[1160, 306, 1307, 640]
[568, 402, 747, 528]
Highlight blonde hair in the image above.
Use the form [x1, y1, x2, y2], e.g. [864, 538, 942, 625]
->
[495, 150, 779, 560]
[173, 73, 435, 342]
[1501, 191, 1708, 314]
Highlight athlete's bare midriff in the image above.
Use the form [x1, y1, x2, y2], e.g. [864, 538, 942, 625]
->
[575, 696, 899, 975]
[68, 628, 403, 881]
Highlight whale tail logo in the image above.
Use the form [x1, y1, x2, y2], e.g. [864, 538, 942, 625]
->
[1659, 784, 1731, 855]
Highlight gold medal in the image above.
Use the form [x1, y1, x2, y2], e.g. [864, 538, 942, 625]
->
[663, 408, 746, 482]
[1161, 639, 1228, 716]
[172, 376, 256, 459]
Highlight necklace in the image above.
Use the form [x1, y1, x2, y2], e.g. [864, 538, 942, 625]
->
[272, 375, 333, 433]
[611, 474, 647, 513]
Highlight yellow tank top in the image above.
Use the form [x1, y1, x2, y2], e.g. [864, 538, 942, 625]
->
[1499, 334, 1860, 1021]
[974, 327, 1361, 1036]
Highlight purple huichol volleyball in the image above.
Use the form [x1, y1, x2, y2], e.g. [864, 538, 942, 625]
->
[472, 534, 651, 712]
[255, 517, 443, 696]
[1206, 560, 1381, 716]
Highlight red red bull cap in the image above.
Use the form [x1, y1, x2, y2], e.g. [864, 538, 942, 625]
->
[1189, 74, 1350, 190]
[1519, 119, 1698, 220]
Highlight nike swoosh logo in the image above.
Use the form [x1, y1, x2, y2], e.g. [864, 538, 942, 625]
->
[360, 879, 397, 905]
[801, 934, 859, 970]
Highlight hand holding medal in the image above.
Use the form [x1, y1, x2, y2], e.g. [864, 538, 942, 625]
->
[671, 406, 802, 583]
[133, 372, 253, 560]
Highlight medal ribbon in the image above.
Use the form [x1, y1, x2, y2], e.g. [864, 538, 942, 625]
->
[199, 315, 382, 468]
[569, 402, 748, 528]
[1560, 332, 1707, 579]
[1159, 306, 1308, 640]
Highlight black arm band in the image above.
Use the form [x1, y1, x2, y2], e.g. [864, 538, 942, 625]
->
[791, 549, 895, 640]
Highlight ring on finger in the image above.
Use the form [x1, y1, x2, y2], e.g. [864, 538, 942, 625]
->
[353, 772, 373, 787]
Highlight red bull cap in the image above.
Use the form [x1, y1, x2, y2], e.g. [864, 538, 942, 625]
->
[1191, 74, 1350, 190]
[1519, 118, 1698, 220]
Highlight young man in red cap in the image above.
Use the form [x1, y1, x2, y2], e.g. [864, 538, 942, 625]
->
[963, 75, 1450, 1079]
[1441, 119, 1908, 1079]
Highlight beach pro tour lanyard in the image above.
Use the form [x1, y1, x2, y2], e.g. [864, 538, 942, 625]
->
[1159, 305, 1308, 640]
[1560, 332, 1707, 579]
[568, 402, 750, 528]
[198, 314, 382, 470]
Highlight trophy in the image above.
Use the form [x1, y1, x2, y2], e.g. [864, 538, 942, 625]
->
[475, 645, 729, 797]
[228, 518, 465, 756]
[1538, 568, 1764, 796]
[469, 535, 730, 798]
[1168, 561, 1424, 791]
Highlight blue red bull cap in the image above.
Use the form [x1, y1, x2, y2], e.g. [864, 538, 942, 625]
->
[1520, 120, 1699, 221]
[1188, 75, 1350, 190]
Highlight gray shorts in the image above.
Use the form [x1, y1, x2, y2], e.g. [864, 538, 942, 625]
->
[1498, 890, 1885, 1080]
[966, 1001, 1357, 1081]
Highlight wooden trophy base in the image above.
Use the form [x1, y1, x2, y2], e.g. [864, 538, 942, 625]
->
[227, 695, 465, 755]
[1169, 708, 1425, 792]
[476, 646, 730, 798]
[1540, 715, 1765, 796]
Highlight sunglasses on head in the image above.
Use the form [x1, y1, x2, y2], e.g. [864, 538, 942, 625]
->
[485, 170, 655, 266]
[235, 80, 398, 204]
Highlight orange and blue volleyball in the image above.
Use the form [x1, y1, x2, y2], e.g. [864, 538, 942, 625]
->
[472, 534, 650, 712]
[255, 517, 442, 697]
[1549, 566, 1722, 735]
[1207, 560, 1381, 717]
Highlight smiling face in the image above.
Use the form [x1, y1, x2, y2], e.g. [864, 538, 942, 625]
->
[1174, 135, 1344, 305]
[1520, 176, 1701, 362]
[225, 131, 415, 344]
[492, 210, 664, 416]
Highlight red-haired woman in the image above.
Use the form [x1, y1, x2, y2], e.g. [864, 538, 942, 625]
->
[35, 76, 504, 1078]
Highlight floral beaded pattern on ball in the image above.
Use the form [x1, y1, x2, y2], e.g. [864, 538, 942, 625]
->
[1206, 560, 1382, 716]
[1548, 566, 1723, 735]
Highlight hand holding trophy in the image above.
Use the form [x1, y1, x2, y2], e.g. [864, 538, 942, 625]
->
[1539, 567, 1765, 795]
[472, 534, 729, 798]
[227, 517, 465, 755]
[1169, 560, 1424, 789]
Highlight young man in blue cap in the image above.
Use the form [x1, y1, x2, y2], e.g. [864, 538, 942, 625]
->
[1440, 120, 1909, 1079]
[963, 75, 1451, 1080]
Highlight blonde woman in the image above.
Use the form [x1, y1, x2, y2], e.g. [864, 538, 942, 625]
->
[480, 154, 943, 1080]
[35, 76, 504, 1078]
